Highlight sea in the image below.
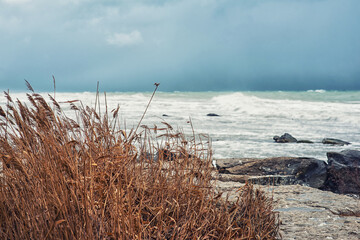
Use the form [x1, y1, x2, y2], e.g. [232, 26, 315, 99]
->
[1, 90, 360, 161]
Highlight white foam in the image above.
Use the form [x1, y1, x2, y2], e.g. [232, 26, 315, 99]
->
[307, 89, 326, 93]
[1, 91, 359, 160]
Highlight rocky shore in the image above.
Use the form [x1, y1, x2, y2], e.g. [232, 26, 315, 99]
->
[213, 148, 360, 239]
[216, 181, 360, 240]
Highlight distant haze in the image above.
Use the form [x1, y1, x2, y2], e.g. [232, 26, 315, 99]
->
[0, 0, 359, 92]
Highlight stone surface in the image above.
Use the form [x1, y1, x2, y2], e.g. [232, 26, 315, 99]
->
[218, 173, 297, 186]
[327, 150, 360, 168]
[215, 158, 245, 171]
[215, 180, 360, 240]
[216, 157, 328, 188]
[297, 140, 314, 144]
[214, 153, 360, 238]
[322, 138, 351, 146]
[273, 133, 298, 143]
[322, 150, 360, 194]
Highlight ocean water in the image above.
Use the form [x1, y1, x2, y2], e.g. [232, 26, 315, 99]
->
[1, 90, 359, 161]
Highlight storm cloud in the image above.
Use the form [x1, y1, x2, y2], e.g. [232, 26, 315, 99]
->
[0, 0, 359, 91]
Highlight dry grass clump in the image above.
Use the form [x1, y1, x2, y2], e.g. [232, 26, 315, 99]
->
[0, 89, 280, 239]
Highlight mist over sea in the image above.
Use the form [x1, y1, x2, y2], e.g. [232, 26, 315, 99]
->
[2, 90, 359, 161]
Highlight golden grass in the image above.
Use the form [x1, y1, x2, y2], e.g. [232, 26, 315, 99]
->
[0, 88, 280, 239]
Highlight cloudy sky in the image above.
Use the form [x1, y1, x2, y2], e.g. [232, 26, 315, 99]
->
[0, 0, 359, 92]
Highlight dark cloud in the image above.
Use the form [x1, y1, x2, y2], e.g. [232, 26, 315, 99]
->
[0, 0, 359, 92]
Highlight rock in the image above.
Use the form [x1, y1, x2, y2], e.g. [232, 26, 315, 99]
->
[162, 114, 169, 117]
[154, 149, 195, 162]
[217, 157, 327, 188]
[273, 133, 297, 143]
[218, 173, 297, 185]
[273, 134, 313, 143]
[322, 150, 360, 194]
[154, 149, 177, 161]
[322, 138, 350, 145]
[206, 113, 220, 117]
[297, 140, 314, 144]
[215, 158, 244, 172]
[327, 149, 360, 168]
[215, 181, 360, 240]
[273, 136, 280, 141]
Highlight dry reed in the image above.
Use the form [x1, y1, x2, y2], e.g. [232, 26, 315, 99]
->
[0, 88, 280, 239]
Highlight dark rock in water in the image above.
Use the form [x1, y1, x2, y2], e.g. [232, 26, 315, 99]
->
[217, 157, 327, 188]
[207, 113, 220, 117]
[322, 138, 350, 146]
[297, 140, 314, 144]
[162, 114, 169, 117]
[322, 150, 360, 194]
[273, 133, 297, 143]
[273, 134, 313, 143]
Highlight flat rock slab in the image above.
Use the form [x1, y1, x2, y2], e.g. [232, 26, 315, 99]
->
[216, 157, 327, 188]
[215, 181, 360, 240]
[218, 173, 297, 185]
[216, 157, 324, 175]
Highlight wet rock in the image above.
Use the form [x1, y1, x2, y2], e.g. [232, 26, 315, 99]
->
[273, 133, 297, 143]
[206, 113, 220, 117]
[327, 150, 360, 168]
[322, 138, 350, 145]
[162, 114, 169, 117]
[297, 140, 314, 144]
[322, 150, 360, 194]
[217, 157, 327, 188]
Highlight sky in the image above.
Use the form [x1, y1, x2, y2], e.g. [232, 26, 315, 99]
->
[0, 0, 359, 92]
